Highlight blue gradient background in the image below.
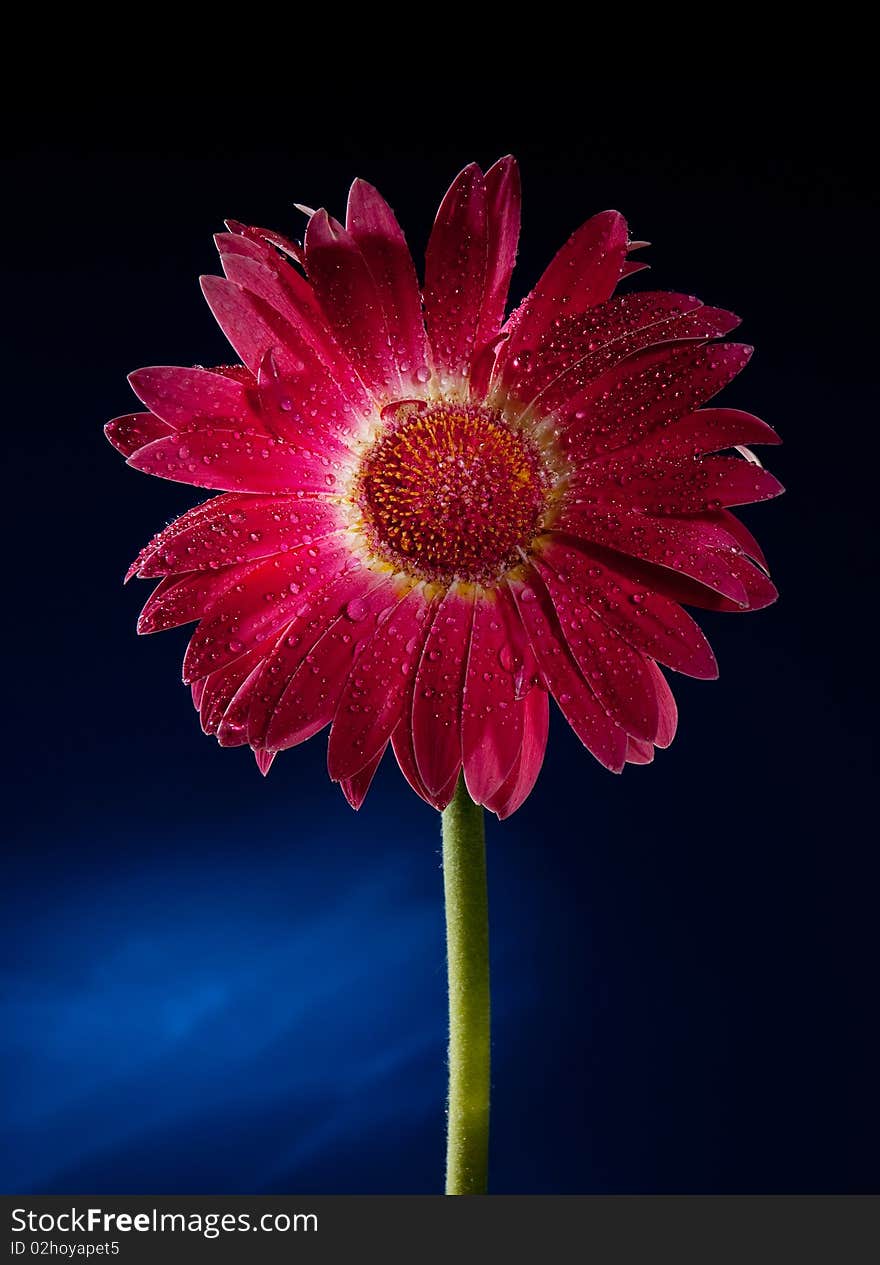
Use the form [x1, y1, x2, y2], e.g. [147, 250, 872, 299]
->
[4, 88, 878, 1193]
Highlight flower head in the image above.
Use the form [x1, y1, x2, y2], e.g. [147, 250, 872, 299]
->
[107, 158, 782, 816]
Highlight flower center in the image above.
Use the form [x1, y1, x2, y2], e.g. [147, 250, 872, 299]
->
[355, 403, 550, 583]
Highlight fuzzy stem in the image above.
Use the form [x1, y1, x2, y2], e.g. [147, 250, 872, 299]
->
[441, 775, 490, 1195]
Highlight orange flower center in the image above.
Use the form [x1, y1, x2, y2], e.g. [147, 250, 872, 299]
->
[355, 403, 550, 584]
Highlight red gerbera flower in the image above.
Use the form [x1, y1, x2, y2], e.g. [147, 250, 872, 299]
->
[106, 157, 782, 818]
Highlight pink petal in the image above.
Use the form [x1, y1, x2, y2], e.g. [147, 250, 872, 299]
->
[346, 178, 432, 394]
[645, 455, 783, 513]
[705, 509, 770, 571]
[215, 230, 270, 266]
[595, 548, 776, 615]
[253, 349, 351, 455]
[522, 306, 741, 421]
[127, 426, 350, 496]
[724, 554, 779, 611]
[126, 495, 226, 582]
[254, 747, 276, 776]
[461, 589, 525, 803]
[339, 742, 387, 810]
[201, 274, 363, 397]
[130, 494, 344, 579]
[507, 577, 627, 771]
[390, 694, 460, 812]
[424, 164, 488, 394]
[223, 221, 305, 266]
[494, 290, 704, 408]
[555, 506, 750, 605]
[137, 561, 266, 634]
[536, 537, 717, 679]
[494, 210, 629, 389]
[246, 568, 380, 749]
[327, 584, 434, 781]
[638, 407, 781, 459]
[533, 557, 659, 741]
[476, 156, 521, 351]
[305, 209, 404, 399]
[411, 587, 473, 796]
[264, 579, 400, 751]
[105, 412, 173, 459]
[483, 687, 550, 819]
[128, 366, 251, 428]
[554, 343, 754, 462]
[568, 452, 783, 515]
[650, 661, 678, 748]
[197, 648, 264, 740]
[625, 737, 655, 764]
[182, 539, 352, 683]
[217, 251, 348, 369]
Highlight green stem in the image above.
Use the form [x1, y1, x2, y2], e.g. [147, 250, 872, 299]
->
[441, 775, 490, 1195]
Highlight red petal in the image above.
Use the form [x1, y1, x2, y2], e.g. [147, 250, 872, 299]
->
[495, 290, 705, 408]
[254, 747, 276, 775]
[638, 407, 781, 459]
[128, 366, 251, 428]
[246, 568, 378, 748]
[263, 579, 400, 751]
[461, 589, 525, 803]
[411, 587, 473, 796]
[533, 557, 659, 741]
[131, 495, 343, 579]
[252, 349, 351, 455]
[224, 221, 305, 266]
[305, 209, 405, 399]
[201, 274, 362, 402]
[483, 687, 550, 819]
[569, 452, 783, 515]
[327, 584, 433, 781]
[555, 343, 754, 462]
[346, 179, 432, 394]
[198, 648, 264, 740]
[424, 164, 488, 394]
[217, 251, 348, 369]
[650, 661, 678, 748]
[182, 539, 352, 683]
[390, 692, 459, 812]
[625, 737, 655, 764]
[555, 507, 750, 605]
[495, 210, 629, 389]
[339, 743, 387, 810]
[137, 561, 266, 634]
[523, 306, 741, 420]
[508, 577, 627, 771]
[536, 537, 718, 679]
[705, 509, 770, 572]
[105, 412, 173, 458]
[127, 426, 350, 496]
[215, 230, 269, 266]
[476, 156, 521, 351]
[593, 547, 777, 615]
[216, 252, 379, 436]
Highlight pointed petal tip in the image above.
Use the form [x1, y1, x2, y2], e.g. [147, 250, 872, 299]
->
[486, 153, 519, 174]
[251, 747, 276, 776]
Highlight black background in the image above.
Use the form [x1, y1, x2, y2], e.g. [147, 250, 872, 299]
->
[4, 84, 877, 1193]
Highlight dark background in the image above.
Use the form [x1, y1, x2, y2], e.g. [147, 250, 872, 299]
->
[4, 86, 877, 1194]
